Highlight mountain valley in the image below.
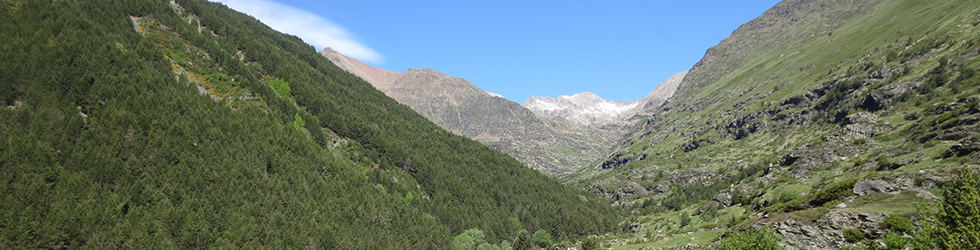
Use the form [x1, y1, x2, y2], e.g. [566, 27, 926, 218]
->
[321, 48, 673, 176]
[3, 0, 980, 249]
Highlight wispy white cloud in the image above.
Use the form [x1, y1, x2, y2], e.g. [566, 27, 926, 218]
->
[212, 0, 383, 64]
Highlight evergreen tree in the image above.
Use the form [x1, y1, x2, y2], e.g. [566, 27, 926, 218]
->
[935, 170, 980, 249]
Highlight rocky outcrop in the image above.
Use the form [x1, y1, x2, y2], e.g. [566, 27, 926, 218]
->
[646, 181, 671, 194]
[779, 143, 863, 177]
[826, 112, 890, 142]
[852, 179, 905, 196]
[671, 168, 717, 188]
[758, 209, 887, 249]
[945, 138, 980, 158]
[616, 182, 650, 199]
[596, 150, 647, 169]
[713, 190, 733, 207]
[591, 178, 652, 200]
[852, 175, 943, 200]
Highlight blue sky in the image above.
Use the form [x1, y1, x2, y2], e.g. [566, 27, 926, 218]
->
[213, 0, 782, 103]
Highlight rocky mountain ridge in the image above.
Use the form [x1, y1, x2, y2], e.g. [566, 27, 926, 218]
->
[637, 71, 687, 116]
[320, 48, 631, 175]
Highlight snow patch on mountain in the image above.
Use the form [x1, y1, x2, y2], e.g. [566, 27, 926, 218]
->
[529, 98, 562, 111]
[523, 92, 641, 125]
[523, 72, 686, 125]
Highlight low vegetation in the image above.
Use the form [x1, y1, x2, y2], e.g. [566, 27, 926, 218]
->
[565, 0, 980, 248]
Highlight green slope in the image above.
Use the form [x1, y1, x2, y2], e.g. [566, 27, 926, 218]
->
[570, 0, 980, 248]
[0, 0, 620, 248]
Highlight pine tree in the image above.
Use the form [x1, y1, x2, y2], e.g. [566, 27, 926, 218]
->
[935, 170, 980, 249]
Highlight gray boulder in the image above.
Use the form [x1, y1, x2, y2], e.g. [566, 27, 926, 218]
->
[853, 179, 904, 196]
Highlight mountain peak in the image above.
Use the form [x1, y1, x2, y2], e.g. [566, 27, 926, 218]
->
[319, 47, 401, 88]
[522, 71, 686, 125]
[404, 68, 445, 76]
[524, 91, 640, 125]
[637, 71, 687, 115]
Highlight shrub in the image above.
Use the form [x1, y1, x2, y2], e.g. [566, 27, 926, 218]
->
[581, 237, 600, 250]
[812, 178, 859, 206]
[403, 192, 414, 205]
[883, 214, 913, 233]
[719, 228, 781, 250]
[499, 240, 512, 250]
[531, 229, 552, 248]
[853, 138, 868, 145]
[269, 77, 291, 97]
[679, 212, 692, 227]
[882, 231, 908, 250]
[293, 113, 305, 130]
[508, 217, 522, 233]
[843, 228, 865, 243]
[727, 213, 746, 228]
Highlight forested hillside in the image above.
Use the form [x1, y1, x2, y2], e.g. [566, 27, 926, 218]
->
[0, 0, 620, 248]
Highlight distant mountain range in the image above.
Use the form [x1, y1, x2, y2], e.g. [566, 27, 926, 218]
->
[321, 48, 681, 175]
[524, 71, 686, 125]
[524, 92, 641, 125]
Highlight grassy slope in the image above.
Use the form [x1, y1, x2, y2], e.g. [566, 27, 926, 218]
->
[571, 0, 980, 248]
[0, 0, 621, 248]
